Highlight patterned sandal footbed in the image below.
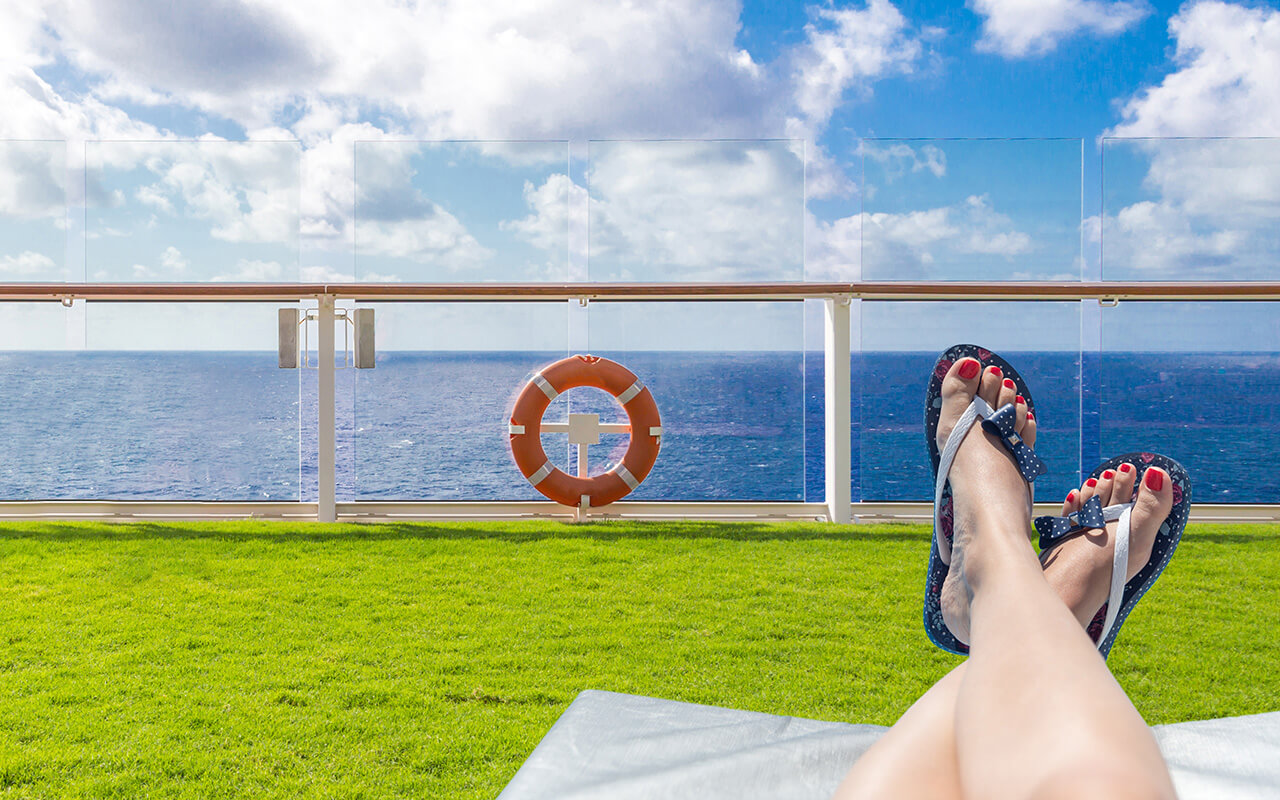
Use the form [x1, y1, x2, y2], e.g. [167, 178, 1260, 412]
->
[924, 344, 1045, 656]
[1037, 452, 1191, 659]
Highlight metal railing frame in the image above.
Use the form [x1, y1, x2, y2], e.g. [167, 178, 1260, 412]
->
[2, 280, 1278, 524]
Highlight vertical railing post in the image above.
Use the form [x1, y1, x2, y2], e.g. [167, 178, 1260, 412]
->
[318, 295, 337, 523]
[824, 296, 852, 523]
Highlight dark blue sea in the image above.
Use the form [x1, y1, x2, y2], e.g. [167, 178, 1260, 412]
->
[1, 351, 1275, 504]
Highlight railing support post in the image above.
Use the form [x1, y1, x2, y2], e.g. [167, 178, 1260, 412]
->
[824, 296, 852, 524]
[318, 295, 337, 523]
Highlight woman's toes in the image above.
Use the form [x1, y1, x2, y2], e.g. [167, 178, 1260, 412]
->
[1095, 468, 1117, 505]
[1121, 467, 1173, 582]
[1060, 487, 1080, 517]
[978, 365, 1003, 407]
[1023, 409, 1037, 449]
[1113, 462, 1137, 505]
[997, 376, 1018, 411]
[938, 357, 982, 448]
[1080, 475, 1099, 505]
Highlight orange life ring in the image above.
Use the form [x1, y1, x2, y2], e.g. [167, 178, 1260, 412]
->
[508, 355, 662, 507]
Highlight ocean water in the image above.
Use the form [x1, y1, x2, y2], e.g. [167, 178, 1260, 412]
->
[2, 350, 1277, 504]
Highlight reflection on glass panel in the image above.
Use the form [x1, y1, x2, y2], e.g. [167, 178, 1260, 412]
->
[85, 141, 300, 282]
[859, 301, 1082, 501]
[1102, 138, 1280, 281]
[588, 140, 804, 282]
[4, 303, 301, 500]
[584, 302, 804, 501]
[861, 139, 1082, 281]
[354, 141, 570, 282]
[0, 141, 66, 282]
[1101, 302, 1280, 502]
[352, 303, 568, 499]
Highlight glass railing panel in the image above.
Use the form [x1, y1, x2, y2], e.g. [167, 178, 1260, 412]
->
[84, 141, 300, 282]
[859, 301, 1082, 501]
[861, 139, 1083, 281]
[0, 141, 67, 282]
[32, 302, 302, 500]
[583, 301, 805, 501]
[0, 302, 80, 498]
[587, 140, 804, 282]
[1100, 302, 1279, 502]
[350, 302, 568, 499]
[1101, 137, 1280, 281]
[354, 141, 570, 282]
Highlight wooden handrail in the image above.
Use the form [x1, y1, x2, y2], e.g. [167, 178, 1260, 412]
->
[3, 281, 1280, 302]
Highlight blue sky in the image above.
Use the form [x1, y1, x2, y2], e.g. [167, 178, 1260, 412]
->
[1, 0, 1279, 351]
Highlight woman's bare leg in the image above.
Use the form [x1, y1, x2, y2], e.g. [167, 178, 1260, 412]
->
[941, 360, 1175, 799]
[833, 359, 1176, 800]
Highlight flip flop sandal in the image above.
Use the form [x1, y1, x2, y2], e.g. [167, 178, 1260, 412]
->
[924, 344, 1048, 655]
[1034, 452, 1191, 659]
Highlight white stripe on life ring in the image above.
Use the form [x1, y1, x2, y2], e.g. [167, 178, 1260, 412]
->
[528, 461, 554, 486]
[533, 374, 559, 402]
[649, 426, 663, 437]
[616, 381, 644, 405]
[508, 423, 525, 435]
[615, 464, 639, 490]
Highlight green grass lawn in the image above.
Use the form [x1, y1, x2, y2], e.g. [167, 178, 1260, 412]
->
[1, 520, 1277, 798]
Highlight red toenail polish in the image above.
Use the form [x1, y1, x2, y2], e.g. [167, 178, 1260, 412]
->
[1015, 394, 1025, 404]
[1145, 469, 1164, 491]
[989, 366, 1002, 378]
[1027, 411, 1035, 420]
[1119, 464, 1132, 474]
[1003, 378, 1015, 389]
[1086, 478, 1098, 488]
[1066, 491, 1076, 502]
[1102, 470, 1115, 480]
[958, 359, 979, 379]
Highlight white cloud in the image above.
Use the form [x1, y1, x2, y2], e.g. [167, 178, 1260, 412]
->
[0, 142, 66, 218]
[298, 265, 398, 282]
[862, 194, 1034, 278]
[0, 250, 57, 276]
[212, 258, 286, 281]
[791, 0, 925, 130]
[806, 212, 862, 281]
[356, 213, 493, 273]
[160, 245, 187, 273]
[1100, 0, 1280, 280]
[587, 141, 805, 281]
[863, 140, 947, 184]
[1110, 1, 1280, 137]
[0, 0, 932, 288]
[1096, 139, 1280, 279]
[970, 0, 1149, 58]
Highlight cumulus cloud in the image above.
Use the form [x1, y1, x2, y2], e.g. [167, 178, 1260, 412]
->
[805, 212, 862, 281]
[500, 173, 582, 280]
[1, 0, 936, 286]
[0, 250, 58, 276]
[1097, 139, 1280, 279]
[212, 258, 286, 281]
[1100, 5, 1280, 279]
[862, 195, 1035, 278]
[1110, 1, 1280, 137]
[90, 140, 301, 245]
[791, 0, 926, 130]
[970, 0, 1149, 58]
[587, 140, 805, 281]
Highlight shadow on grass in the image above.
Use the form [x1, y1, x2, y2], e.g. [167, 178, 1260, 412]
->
[0, 519, 936, 544]
[0, 521, 1272, 546]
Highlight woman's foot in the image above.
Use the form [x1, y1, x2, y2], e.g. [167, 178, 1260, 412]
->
[1040, 462, 1174, 641]
[935, 356, 1039, 644]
